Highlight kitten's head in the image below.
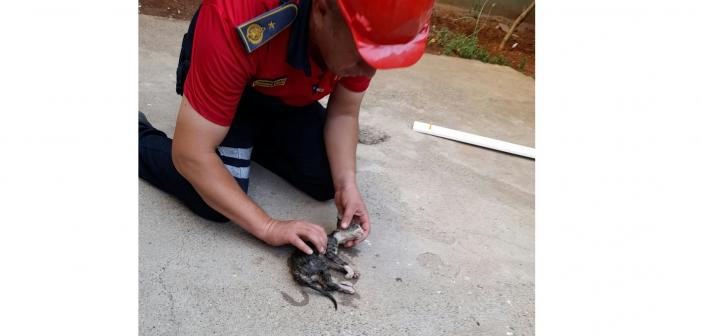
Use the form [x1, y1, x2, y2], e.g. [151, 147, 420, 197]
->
[333, 218, 365, 244]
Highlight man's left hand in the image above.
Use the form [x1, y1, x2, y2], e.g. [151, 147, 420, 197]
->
[335, 184, 370, 248]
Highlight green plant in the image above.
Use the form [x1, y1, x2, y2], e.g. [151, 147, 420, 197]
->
[518, 56, 527, 71]
[433, 2, 510, 68]
[471, 1, 496, 38]
[471, 0, 487, 19]
[489, 54, 509, 66]
[435, 27, 451, 53]
[435, 27, 492, 62]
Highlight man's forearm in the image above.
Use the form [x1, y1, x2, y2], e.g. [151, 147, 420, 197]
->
[172, 151, 273, 237]
[324, 110, 359, 190]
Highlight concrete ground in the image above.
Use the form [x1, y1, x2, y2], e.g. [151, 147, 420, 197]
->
[139, 15, 534, 336]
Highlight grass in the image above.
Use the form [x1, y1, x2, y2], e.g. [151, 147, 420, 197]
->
[434, 27, 509, 66]
[471, 0, 490, 20]
[518, 56, 527, 71]
[430, 1, 510, 67]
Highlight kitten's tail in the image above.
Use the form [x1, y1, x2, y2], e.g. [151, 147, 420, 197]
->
[304, 283, 338, 311]
[294, 275, 338, 310]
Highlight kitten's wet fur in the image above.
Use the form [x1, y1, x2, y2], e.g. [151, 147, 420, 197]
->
[289, 218, 364, 310]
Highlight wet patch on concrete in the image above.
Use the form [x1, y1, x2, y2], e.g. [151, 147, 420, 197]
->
[359, 126, 390, 145]
[416, 252, 459, 278]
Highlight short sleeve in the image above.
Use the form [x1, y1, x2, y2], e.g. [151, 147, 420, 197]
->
[184, 4, 255, 126]
[338, 76, 372, 92]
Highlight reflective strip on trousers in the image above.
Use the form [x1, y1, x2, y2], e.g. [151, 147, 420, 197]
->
[218, 146, 253, 160]
[224, 164, 250, 179]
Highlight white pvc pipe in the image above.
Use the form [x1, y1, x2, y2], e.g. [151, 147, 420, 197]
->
[412, 121, 535, 159]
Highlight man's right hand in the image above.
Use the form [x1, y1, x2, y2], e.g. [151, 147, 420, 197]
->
[260, 219, 328, 255]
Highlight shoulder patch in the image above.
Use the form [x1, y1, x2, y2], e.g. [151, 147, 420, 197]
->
[236, 3, 298, 53]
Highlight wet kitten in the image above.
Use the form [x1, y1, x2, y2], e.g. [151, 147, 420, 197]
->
[289, 218, 364, 310]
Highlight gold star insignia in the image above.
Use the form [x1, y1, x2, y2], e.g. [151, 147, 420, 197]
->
[268, 21, 276, 29]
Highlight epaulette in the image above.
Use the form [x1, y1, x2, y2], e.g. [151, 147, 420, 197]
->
[236, 2, 299, 53]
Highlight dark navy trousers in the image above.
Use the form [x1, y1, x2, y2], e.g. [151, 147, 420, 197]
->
[138, 88, 335, 222]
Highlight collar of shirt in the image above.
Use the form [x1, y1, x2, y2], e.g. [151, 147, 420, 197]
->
[286, 0, 313, 77]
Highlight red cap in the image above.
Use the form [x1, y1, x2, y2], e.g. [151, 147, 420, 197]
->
[336, 0, 436, 69]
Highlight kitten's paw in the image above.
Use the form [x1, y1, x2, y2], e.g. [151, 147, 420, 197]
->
[343, 265, 358, 279]
[352, 271, 360, 279]
[340, 281, 353, 287]
[339, 283, 355, 294]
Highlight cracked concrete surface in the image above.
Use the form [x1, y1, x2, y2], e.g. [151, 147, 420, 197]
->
[139, 14, 534, 336]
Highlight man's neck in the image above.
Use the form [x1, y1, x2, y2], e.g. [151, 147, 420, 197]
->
[307, 17, 328, 71]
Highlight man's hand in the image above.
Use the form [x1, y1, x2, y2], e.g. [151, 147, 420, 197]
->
[324, 84, 371, 249]
[260, 218, 328, 255]
[335, 184, 370, 248]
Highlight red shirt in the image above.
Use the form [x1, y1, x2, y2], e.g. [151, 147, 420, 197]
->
[184, 0, 372, 126]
